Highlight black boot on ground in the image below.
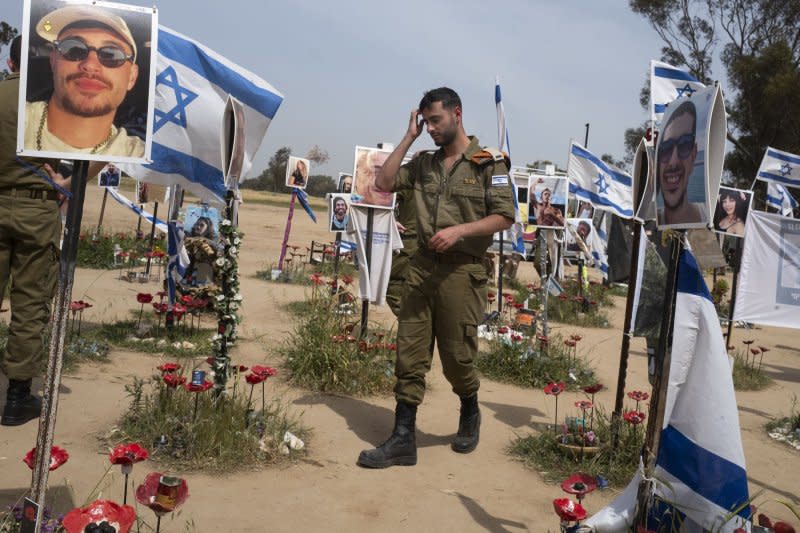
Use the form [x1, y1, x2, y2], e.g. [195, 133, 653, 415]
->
[357, 402, 417, 468]
[1, 379, 42, 427]
[452, 394, 480, 453]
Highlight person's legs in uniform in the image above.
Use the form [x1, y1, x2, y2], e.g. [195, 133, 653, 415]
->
[358, 259, 433, 468]
[1, 197, 60, 426]
[433, 262, 485, 453]
[386, 247, 412, 317]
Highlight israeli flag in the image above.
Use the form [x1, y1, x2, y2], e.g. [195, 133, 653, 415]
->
[586, 250, 750, 532]
[121, 26, 284, 204]
[766, 182, 798, 217]
[591, 216, 609, 279]
[756, 146, 800, 188]
[167, 221, 189, 307]
[495, 76, 526, 256]
[650, 60, 705, 123]
[568, 142, 634, 219]
[107, 188, 168, 234]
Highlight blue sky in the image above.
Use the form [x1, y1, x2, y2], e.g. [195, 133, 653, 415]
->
[4, 1, 690, 179]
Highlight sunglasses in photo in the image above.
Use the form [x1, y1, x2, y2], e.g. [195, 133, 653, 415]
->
[658, 134, 696, 161]
[53, 37, 134, 68]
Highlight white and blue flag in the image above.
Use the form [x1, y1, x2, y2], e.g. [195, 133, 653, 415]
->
[650, 60, 706, 123]
[122, 26, 284, 204]
[495, 76, 525, 257]
[591, 214, 609, 279]
[586, 249, 750, 532]
[568, 141, 634, 219]
[756, 146, 800, 189]
[107, 187, 168, 234]
[766, 182, 798, 217]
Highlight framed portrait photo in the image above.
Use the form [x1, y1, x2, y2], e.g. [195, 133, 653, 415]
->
[17, 0, 158, 164]
[712, 186, 752, 239]
[527, 175, 567, 229]
[97, 162, 120, 188]
[328, 193, 351, 233]
[338, 173, 353, 193]
[285, 156, 310, 190]
[351, 145, 396, 210]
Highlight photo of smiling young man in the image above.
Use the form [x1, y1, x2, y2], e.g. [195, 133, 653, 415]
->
[655, 98, 709, 229]
[18, 0, 157, 163]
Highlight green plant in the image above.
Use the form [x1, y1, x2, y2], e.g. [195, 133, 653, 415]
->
[81, 319, 213, 358]
[765, 394, 800, 452]
[63, 337, 111, 372]
[77, 228, 164, 270]
[476, 332, 598, 390]
[730, 347, 772, 391]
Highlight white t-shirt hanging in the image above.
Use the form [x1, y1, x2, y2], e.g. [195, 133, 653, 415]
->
[347, 206, 403, 306]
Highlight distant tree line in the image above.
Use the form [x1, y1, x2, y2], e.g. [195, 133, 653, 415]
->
[241, 145, 337, 197]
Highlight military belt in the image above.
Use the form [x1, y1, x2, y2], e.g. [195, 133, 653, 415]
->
[417, 249, 481, 265]
[0, 188, 58, 201]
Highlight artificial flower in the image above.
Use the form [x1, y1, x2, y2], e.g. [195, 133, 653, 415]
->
[184, 380, 213, 393]
[251, 365, 278, 378]
[135, 472, 189, 515]
[623, 410, 646, 425]
[544, 382, 565, 396]
[62, 499, 136, 533]
[552, 498, 587, 522]
[136, 293, 153, 304]
[560, 473, 597, 499]
[583, 383, 603, 394]
[157, 363, 181, 373]
[575, 400, 593, 411]
[627, 390, 649, 402]
[245, 372, 267, 385]
[109, 443, 149, 466]
[24, 445, 69, 471]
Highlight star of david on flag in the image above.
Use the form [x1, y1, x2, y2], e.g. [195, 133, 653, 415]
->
[567, 141, 633, 219]
[766, 182, 798, 217]
[756, 146, 800, 188]
[650, 60, 705, 123]
[120, 26, 284, 204]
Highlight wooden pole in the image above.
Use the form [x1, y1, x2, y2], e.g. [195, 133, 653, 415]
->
[96, 188, 109, 232]
[332, 232, 342, 292]
[31, 160, 89, 530]
[145, 202, 159, 277]
[360, 208, 374, 338]
[724, 237, 743, 346]
[497, 233, 504, 314]
[277, 190, 298, 270]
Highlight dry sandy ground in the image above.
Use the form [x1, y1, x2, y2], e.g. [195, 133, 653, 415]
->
[1, 184, 798, 532]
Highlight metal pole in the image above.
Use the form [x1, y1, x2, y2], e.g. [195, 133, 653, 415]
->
[584, 123, 590, 148]
[539, 230, 549, 337]
[497, 233, 504, 314]
[725, 238, 743, 346]
[145, 202, 159, 277]
[332, 232, 342, 292]
[634, 231, 684, 528]
[96, 188, 109, 232]
[31, 160, 89, 530]
[135, 204, 143, 238]
[360, 208, 374, 338]
[277, 191, 298, 270]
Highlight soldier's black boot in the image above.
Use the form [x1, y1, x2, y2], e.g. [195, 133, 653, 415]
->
[357, 402, 417, 468]
[452, 394, 480, 453]
[1, 379, 42, 427]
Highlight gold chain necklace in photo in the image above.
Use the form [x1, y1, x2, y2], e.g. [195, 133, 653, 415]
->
[36, 103, 114, 154]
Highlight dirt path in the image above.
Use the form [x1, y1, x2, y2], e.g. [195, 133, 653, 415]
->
[1, 184, 798, 531]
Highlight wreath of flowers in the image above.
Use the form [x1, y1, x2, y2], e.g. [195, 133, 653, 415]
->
[211, 216, 243, 392]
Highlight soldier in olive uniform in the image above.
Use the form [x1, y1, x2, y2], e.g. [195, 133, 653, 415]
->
[386, 188, 417, 316]
[0, 37, 71, 426]
[357, 87, 515, 468]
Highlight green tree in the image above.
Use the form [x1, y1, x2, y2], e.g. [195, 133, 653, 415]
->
[0, 21, 19, 80]
[305, 175, 337, 198]
[242, 146, 292, 192]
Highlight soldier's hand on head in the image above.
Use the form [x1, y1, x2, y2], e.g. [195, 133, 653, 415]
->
[406, 109, 425, 141]
[428, 226, 463, 253]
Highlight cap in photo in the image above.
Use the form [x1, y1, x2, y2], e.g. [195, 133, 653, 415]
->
[36, 5, 137, 61]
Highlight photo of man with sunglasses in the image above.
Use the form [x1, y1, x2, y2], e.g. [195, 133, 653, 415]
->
[21, 3, 149, 159]
[656, 99, 706, 227]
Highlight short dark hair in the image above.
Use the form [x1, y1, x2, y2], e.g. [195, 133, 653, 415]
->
[9, 35, 21, 70]
[663, 100, 697, 138]
[419, 87, 461, 112]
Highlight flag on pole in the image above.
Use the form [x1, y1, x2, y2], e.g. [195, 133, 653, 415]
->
[295, 188, 317, 223]
[650, 60, 705, 123]
[107, 188, 168, 233]
[495, 76, 526, 256]
[766, 182, 798, 216]
[166, 221, 189, 307]
[586, 249, 750, 532]
[121, 26, 284, 204]
[568, 142, 634, 219]
[591, 213, 610, 279]
[756, 147, 800, 188]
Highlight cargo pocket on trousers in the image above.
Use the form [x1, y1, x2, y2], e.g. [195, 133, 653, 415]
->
[456, 322, 478, 364]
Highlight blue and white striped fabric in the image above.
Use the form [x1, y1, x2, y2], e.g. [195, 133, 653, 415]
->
[122, 26, 284, 204]
[766, 182, 798, 217]
[568, 142, 634, 219]
[107, 187, 168, 234]
[650, 60, 705, 123]
[586, 249, 750, 532]
[296, 188, 317, 223]
[756, 146, 800, 188]
[495, 76, 526, 257]
[591, 216, 609, 279]
[166, 221, 189, 308]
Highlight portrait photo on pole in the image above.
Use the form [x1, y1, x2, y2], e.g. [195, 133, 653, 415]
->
[527, 175, 567, 229]
[328, 193, 351, 233]
[338, 173, 353, 193]
[351, 145, 396, 210]
[285, 156, 310, 190]
[712, 186, 752, 238]
[97, 162, 120, 188]
[17, 0, 158, 163]
[184, 204, 221, 243]
[565, 218, 594, 256]
[655, 85, 726, 229]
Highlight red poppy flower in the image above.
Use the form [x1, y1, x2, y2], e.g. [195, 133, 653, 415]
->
[623, 410, 646, 425]
[69, 301, 83, 312]
[163, 374, 186, 388]
[233, 365, 248, 372]
[571, 334, 582, 342]
[346, 335, 357, 343]
[157, 363, 181, 373]
[750, 348, 761, 356]
[251, 365, 278, 378]
[564, 339, 576, 347]
[23, 445, 69, 471]
[537, 335, 549, 345]
[62, 499, 136, 533]
[487, 292, 496, 302]
[173, 303, 188, 314]
[136, 472, 189, 515]
[560, 473, 597, 498]
[497, 326, 509, 334]
[575, 400, 593, 411]
[331, 335, 345, 343]
[552, 498, 587, 522]
[245, 372, 267, 385]
[156, 291, 167, 300]
[180, 295, 194, 305]
[184, 380, 213, 393]
[136, 293, 153, 304]
[557, 294, 568, 301]
[742, 339, 754, 345]
[544, 382, 565, 396]
[388, 343, 397, 350]
[512, 302, 524, 309]
[342, 275, 354, 285]
[583, 383, 603, 394]
[773, 522, 796, 533]
[511, 334, 523, 342]
[627, 390, 649, 402]
[109, 443, 149, 466]
[526, 283, 537, 291]
[152, 302, 168, 314]
[758, 346, 770, 353]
